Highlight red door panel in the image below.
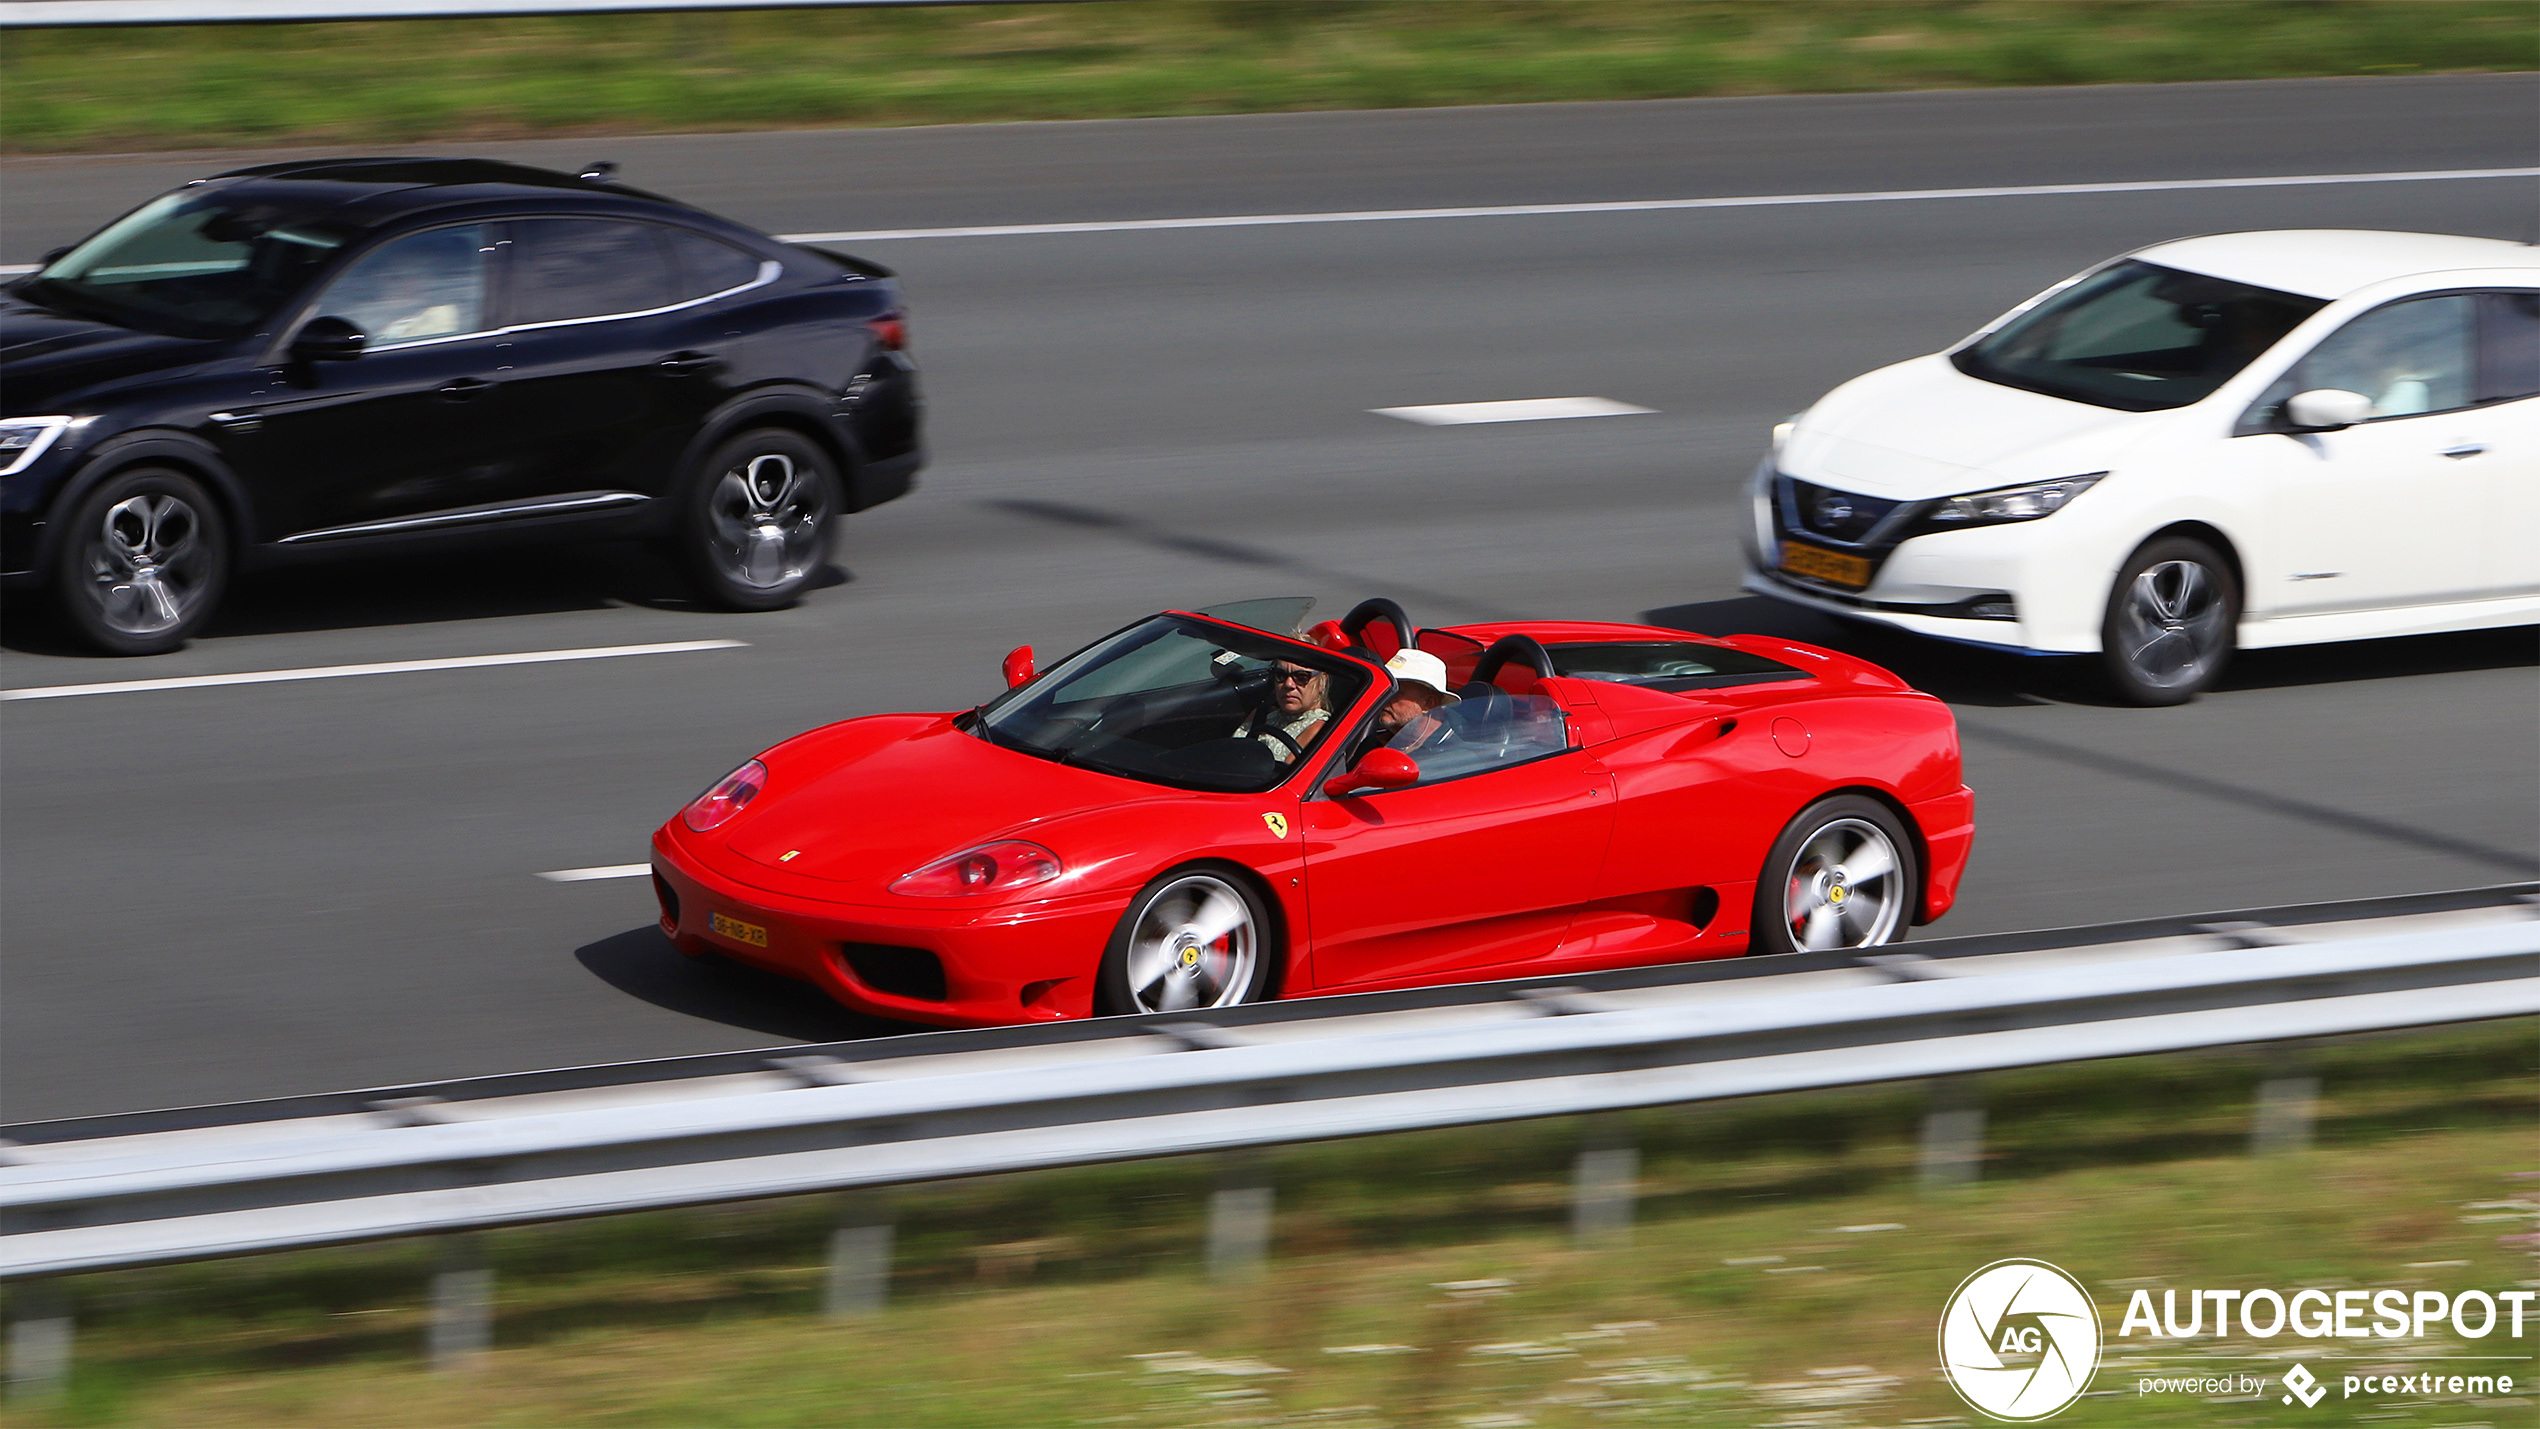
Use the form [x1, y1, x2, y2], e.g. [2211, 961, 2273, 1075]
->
[1298, 750, 1614, 988]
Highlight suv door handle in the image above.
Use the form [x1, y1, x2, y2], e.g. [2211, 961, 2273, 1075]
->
[436, 378, 496, 403]
[2440, 443, 2487, 459]
[658, 350, 722, 376]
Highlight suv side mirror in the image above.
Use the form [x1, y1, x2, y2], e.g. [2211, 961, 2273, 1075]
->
[291, 316, 367, 363]
[1323, 746, 1418, 798]
[1001, 645, 1035, 688]
[38, 246, 70, 268]
[2284, 388, 2372, 432]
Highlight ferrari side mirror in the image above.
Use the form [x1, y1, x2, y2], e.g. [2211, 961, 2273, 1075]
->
[1304, 620, 1350, 651]
[2284, 388, 2373, 432]
[1322, 746, 1418, 798]
[1001, 645, 1035, 688]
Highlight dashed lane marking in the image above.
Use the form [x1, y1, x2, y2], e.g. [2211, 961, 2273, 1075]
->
[1, 639, 748, 700]
[537, 864, 652, 883]
[1373, 396, 1653, 425]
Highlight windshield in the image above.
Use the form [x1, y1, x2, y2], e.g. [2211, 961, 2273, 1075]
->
[1954, 260, 2325, 412]
[970, 616, 1370, 793]
[20, 189, 354, 339]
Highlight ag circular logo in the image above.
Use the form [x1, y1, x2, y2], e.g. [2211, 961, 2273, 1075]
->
[1938, 1259, 2101, 1421]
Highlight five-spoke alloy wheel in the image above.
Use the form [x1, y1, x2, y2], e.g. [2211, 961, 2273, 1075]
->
[681, 428, 841, 610]
[1098, 868, 1273, 1015]
[2100, 536, 2238, 706]
[1750, 795, 1918, 955]
[53, 466, 230, 655]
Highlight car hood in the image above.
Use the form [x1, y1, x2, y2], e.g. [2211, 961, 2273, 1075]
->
[719, 714, 1178, 890]
[0, 293, 226, 410]
[1784, 353, 2154, 499]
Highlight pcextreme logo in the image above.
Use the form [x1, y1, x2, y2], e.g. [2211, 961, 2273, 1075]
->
[1939, 1259, 2102, 1421]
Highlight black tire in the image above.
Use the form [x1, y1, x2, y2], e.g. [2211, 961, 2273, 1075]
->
[2099, 536, 2238, 706]
[1095, 866, 1276, 1016]
[1749, 794, 1919, 956]
[677, 428, 841, 611]
[51, 466, 230, 656]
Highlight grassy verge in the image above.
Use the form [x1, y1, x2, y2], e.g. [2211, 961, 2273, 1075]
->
[0, 1, 2532, 154]
[8, 1019, 2534, 1426]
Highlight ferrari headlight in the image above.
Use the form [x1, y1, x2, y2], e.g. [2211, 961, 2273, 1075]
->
[1920, 473, 2105, 530]
[682, 759, 766, 832]
[893, 841, 1063, 897]
[0, 416, 73, 477]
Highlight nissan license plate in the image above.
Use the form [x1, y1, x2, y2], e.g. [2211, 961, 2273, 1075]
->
[1780, 540, 1872, 590]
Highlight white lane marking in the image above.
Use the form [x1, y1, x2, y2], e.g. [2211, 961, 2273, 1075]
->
[538, 864, 651, 883]
[1375, 396, 1653, 425]
[5, 167, 2526, 273]
[775, 167, 2540, 242]
[0, 639, 747, 701]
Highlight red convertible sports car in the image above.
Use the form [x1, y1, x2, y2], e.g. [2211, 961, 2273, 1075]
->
[650, 598, 1974, 1025]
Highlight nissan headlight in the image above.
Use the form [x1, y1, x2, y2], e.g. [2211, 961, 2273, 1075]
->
[0, 416, 74, 477]
[1918, 473, 2104, 531]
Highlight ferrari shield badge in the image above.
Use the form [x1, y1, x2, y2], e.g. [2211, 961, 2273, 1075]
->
[1261, 812, 1289, 839]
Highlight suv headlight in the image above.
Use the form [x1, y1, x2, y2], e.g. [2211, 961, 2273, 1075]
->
[1917, 472, 2104, 532]
[0, 416, 73, 477]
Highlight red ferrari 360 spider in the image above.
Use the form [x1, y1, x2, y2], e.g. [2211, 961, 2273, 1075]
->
[650, 598, 1974, 1025]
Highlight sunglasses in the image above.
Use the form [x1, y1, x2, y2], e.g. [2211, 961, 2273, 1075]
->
[1270, 667, 1323, 684]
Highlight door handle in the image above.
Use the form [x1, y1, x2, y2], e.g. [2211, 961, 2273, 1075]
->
[657, 350, 722, 376]
[436, 378, 496, 403]
[2440, 443, 2487, 459]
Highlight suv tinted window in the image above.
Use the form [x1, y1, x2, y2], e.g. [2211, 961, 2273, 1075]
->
[664, 228, 763, 301]
[315, 224, 489, 343]
[508, 218, 674, 325]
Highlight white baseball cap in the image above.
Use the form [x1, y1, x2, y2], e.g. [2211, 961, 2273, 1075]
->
[1383, 648, 1461, 704]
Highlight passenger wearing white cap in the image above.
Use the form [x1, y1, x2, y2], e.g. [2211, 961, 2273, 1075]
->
[1359, 647, 1462, 761]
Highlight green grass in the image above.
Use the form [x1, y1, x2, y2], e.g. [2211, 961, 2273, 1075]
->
[0, 1, 2532, 154]
[6, 1019, 2534, 1425]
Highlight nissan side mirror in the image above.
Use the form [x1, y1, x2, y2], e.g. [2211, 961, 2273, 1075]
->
[1001, 645, 1035, 688]
[1323, 746, 1418, 798]
[291, 316, 367, 363]
[38, 246, 70, 268]
[2284, 388, 2372, 432]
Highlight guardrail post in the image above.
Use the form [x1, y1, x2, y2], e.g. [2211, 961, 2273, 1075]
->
[5, 1279, 71, 1403]
[825, 1191, 894, 1318]
[2251, 1048, 2320, 1156]
[1207, 1152, 1273, 1283]
[427, 1233, 492, 1372]
[1920, 1076, 1986, 1190]
[1571, 1117, 1638, 1247]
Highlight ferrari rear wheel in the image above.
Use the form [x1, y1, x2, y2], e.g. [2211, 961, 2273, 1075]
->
[1750, 795, 1918, 956]
[1097, 867, 1273, 1016]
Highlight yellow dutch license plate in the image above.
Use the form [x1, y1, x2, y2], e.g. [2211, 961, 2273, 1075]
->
[708, 912, 769, 948]
[1780, 540, 1873, 590]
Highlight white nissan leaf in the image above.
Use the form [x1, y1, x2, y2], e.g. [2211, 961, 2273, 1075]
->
[1744, 230, 2538, 704]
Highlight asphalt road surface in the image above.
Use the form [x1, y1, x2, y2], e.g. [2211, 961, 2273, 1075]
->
[4, 77, 2534, 1121]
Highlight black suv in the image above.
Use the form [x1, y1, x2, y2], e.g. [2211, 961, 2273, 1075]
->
[1, 157, 922, 654]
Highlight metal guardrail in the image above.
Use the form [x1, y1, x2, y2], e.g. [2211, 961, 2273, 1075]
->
[6, 892, 2534, 1281]
[3, 0, 1071, 27]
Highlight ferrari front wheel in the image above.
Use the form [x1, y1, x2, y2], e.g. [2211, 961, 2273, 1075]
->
[1097, 867, 1273, 1016]
[1750, 795, 1918, 956]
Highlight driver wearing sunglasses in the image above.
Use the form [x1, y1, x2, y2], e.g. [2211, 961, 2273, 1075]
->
[1234, 661, 1333, 765]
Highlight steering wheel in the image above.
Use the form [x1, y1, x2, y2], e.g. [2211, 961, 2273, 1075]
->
[1467, 634, 1556, 691]
[1337, 598, 1415, 658]
[1255, 725, 1305, 763]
